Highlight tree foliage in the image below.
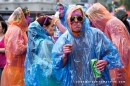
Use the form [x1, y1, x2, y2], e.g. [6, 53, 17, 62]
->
[119, 0, 130, 10]
[119, 0, 123, 5]
[124, 0, 130, 10]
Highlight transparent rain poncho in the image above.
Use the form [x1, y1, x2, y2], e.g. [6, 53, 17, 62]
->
[1, 7, 28, 86]
[86, 3, 130, 86]
[52, 6, 122, 86]
[24, 21, 62, 86]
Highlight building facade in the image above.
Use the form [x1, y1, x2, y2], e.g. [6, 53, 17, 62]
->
[0, 0, 108, 22]
[0, 0, 57, 11]
[0, 0, 109, 11]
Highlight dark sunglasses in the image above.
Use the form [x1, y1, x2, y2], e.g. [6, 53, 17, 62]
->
[70, 16, 83, 23]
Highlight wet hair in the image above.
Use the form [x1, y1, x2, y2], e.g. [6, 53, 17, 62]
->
[37, 16, 52, 27]
[0, 21, 7, 34]
[22, 7, 30, 17]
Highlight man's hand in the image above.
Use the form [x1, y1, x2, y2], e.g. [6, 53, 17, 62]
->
[96, 60, 108, 71]
[62, 44, 73, 67]
[63, 44, 73, 56]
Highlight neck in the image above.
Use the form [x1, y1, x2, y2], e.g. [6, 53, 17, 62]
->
[72, 31, 80, 37]
[0, 33, 4, 36]
[0, 33, 4, 41]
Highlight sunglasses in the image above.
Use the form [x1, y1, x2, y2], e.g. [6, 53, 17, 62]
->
[70, 16, 83, 23]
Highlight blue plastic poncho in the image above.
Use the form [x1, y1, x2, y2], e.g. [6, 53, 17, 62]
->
[55, 2, 68, 37]
[24, 21, 61, 86]
[52, 6, 122, 86]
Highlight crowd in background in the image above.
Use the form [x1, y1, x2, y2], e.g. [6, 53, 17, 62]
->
[0, 2, 130, 86]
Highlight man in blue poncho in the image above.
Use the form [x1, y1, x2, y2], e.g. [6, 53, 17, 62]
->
[52, 6, 122, 86]
[53, 2, 68, 40]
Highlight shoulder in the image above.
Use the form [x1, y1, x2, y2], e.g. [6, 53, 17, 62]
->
[88, 27, 104, 35]
[57, 30, 69, 41]
[106, 18, 126, 30]
[7, 25, 21, 32]
[29, 21, 38, 28]
[107, 17, 123, 25]
[54, 30, 70, 45]
[28, 21, 42, 31]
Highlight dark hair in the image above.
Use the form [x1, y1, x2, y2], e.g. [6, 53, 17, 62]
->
[39, 13, 45, 17]
[57, 3, 63, 6]
[0, 21, 7, 34]
[114, 9, 128, 20]
[37, 16, 52, 27]
[0, 15, 5, 21]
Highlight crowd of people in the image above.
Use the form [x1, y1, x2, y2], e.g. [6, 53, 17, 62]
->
[0, 2, 130, 86]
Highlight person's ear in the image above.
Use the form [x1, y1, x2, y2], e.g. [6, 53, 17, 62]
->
[43, 25, 47, 30]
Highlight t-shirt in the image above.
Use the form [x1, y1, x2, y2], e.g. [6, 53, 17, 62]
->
[0, 38, 6, 68]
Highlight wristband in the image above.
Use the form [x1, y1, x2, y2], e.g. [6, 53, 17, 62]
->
[54, 19, 59, 25]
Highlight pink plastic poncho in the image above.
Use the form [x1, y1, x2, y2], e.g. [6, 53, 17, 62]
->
[1, 7, 28, 86]
[86, 3, 130, 86]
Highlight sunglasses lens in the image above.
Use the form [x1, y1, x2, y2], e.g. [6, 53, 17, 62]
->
[77, 16, 83, 22]
[70, 16, 75, 22]
[70, 16, 83, 23]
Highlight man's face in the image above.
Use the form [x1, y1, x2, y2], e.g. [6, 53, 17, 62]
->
[56, 6, 64, 18]
[70, 9, 83, 33]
